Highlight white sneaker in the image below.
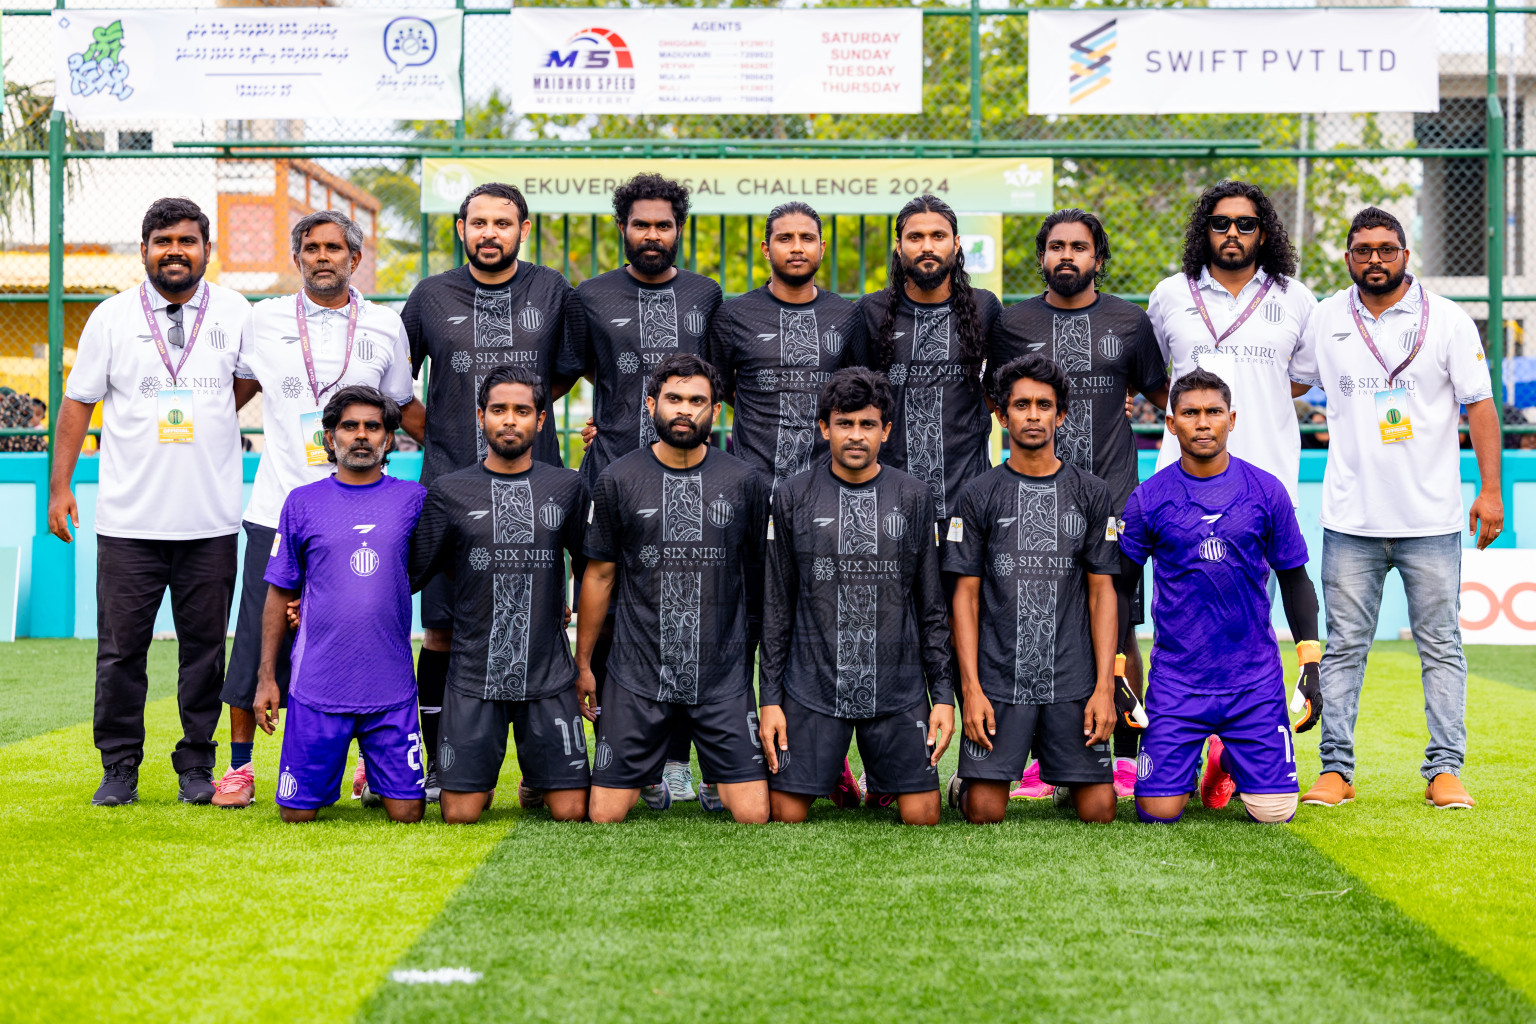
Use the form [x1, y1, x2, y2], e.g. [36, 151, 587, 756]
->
[662, 760, 697, 802]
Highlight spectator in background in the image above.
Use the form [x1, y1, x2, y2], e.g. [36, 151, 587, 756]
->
[0, 387, 47, 452]
[1302, 410, 1330, 449]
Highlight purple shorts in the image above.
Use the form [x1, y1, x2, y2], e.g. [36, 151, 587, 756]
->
[276, 696, 425, 809]
[1134, 676, 1298, 798]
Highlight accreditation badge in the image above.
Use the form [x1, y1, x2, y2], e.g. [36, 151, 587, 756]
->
[1373, 387, 1413, 443]
[299, 411, 328, 466]
[156, 389, 194, 443]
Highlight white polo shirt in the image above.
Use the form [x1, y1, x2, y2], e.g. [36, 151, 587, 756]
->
[237, 290, 415, 529]
[1147, 267, 1320, 505]
[1308, 280, 1493, 538]
[65, 278, 250, 541]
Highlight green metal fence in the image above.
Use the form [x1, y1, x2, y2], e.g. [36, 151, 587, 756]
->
[3, 0, 1534, 467]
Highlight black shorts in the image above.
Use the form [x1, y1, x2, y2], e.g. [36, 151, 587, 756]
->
[957, 695, 1112, 786]
[437, 686, 592, 793]
[768, 694, 939, 797]
[591, 683, 765, 789]
[222, 520, 292, 710]
[419, 572, 455, 632]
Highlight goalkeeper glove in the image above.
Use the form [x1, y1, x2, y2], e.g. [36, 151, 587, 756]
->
[1112, 653, 1147, 729]
[1290, 640, 1322, 733]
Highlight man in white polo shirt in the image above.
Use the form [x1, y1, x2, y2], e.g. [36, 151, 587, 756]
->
[213, 210, 421, 809]
[48, 197, 255, 807]
[1300, 207, 1502, 811]
[1146, 181, 1321, 506]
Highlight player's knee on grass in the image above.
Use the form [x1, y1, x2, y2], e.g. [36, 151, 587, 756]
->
[588, 786, 639, 824]
[1239, 791, 1297, 823]
[383, 798, 424, 824]
[769, 791, 814, 823]
[440, 790, 490, 824]
[962, 780, 1010, 824]
[280, 806, 318, 823]
[897, 790, 940, 826]
[1135, 795, 1187, 823]
[718, 781, 769, 824]
[544, 788, 588, 822]
[1072, 783, 1117, 824]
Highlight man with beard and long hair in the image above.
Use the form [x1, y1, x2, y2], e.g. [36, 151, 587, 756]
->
[1299, 207, 1501, 812]
[709, 201, 867, 487]
[252, 385, 428, 823]
[1146, 181, 1321, 506]
[859, 194, 1001, 524]
[576, 355, 770, 824]
[212, 210, 422, 809]
[50, 198, 256, 807]
[400, 183, 580, 804]
[565, 174, 723, 805]
[409, 366, 592, 823]
[988, 208, 1167, 801]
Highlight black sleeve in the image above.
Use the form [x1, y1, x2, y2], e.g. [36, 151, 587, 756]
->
[1128, 308, 1168, 399]
[560, 287, 593, 382]
[583, 469, 623, 563]
[1275, 564, 1320, 644]
[1080, 477, 1122, 576]
[707, 305, 737, 404]
[939, 482, 986, 577]
[912, 487, 955, 706]
[758, 488, 796, 707]
[403, 287, 426, 378]
[841, 301, 871, 370]
[408, 485, 452, 592]
[564, 478, 592, 592]
[741, 473, 768, 646]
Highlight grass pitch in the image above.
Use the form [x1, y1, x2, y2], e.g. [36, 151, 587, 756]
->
[2, 640, 1533, 1023]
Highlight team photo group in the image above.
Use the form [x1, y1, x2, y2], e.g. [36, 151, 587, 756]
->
[51, 169, 1503, 829]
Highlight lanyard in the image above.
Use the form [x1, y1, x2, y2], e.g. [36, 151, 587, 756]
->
[1349, 282, 1429, 382]
[1186, 274, 1275, 349]
[295, 289, 360, 404]
[139, 281, 209, 387]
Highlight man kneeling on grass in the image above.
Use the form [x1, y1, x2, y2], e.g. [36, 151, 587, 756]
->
[758, 368, 955, 825]
[1116, 368, 1322, 825]
[254, 386, 428, 823]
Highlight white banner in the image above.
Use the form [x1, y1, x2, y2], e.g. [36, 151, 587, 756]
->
[1028, 9, 1439, 115]
[54, 9, 463, 120]
[508, 8, 922, 115]
[1459, 549, 1536, 645]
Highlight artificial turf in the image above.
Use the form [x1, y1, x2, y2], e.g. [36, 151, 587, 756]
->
[3, 639, 1534, 1023]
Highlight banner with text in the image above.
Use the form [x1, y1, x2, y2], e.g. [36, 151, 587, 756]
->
[54, 8, 463, 119]
[422, 158, 1052, 216]
[1028, 8, 1439, 115]
[1459, 549, 1536, 645]
[508, 8, 922, 115]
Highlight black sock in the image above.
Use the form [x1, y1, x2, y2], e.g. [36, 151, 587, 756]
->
[417, 647, 449, 769]
[1113, 721, 1139, 761]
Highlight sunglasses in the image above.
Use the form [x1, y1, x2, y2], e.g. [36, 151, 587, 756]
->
[166, 303, 185, 348]
[1207, 215, 1260, 235]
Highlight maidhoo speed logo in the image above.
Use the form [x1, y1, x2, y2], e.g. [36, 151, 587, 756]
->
[532, 27, 637, 106]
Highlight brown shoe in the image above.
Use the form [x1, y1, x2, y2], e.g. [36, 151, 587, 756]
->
[210, 763, 255, 808]
[1301, 771, 1354, 807]
[1425, 773, 1474, 809]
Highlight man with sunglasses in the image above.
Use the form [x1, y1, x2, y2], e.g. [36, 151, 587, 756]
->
[1299, 207, 1501, 812]
[1147, 181, 1321, 508]
[214, 210, 423, 809]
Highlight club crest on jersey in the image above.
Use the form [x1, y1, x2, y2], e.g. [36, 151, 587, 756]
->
[1061, 509, 1086, 539]
[438, 742, 456, 770]
[354, 336, 375, 362]
[1098, 332, 1122, 359]
[468, 547, 491, 571]
[821, 326, 844, 355]
[617, 352, 640, 374]
[206, 326, 228, 350]
[350, 545, 380, 577]
[708, 499, 735, 528]
[963, 738, 991, 761]
[277, 771, 298, 801]
[1338, 374, 1355, 398]
[883, 511, 907, 541]
[1136, 750, 1154, 780]
[685, 308, 708, 336]
[1262, 301, 1284, 325]
[1198, 537, 1227, 562]
[776, 748, 791, 770]
[594, 741, 613, 771]
[451, 350, 472, 373]
[518, 305, 543, 332]
[539, 502, 565, 530]
[1399, 327, 1419, 353]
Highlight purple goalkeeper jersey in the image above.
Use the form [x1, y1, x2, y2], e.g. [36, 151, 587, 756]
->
[1117, 456, 1308, 699]
[266, 474, 427, 713]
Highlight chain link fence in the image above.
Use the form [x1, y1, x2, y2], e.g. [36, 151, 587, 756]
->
[3, 0, 1532, 451]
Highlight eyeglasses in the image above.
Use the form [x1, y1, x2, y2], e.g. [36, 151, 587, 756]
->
[165, 303, 185, 348]
[1207, 215, 1260, 235]
[1348, 245, 1404, 263]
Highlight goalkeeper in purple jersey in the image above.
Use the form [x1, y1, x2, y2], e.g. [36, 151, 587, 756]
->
[1116, 368, 1322, 825]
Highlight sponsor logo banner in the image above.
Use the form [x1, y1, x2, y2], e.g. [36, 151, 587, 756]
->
[54, 8, 462, 119]
[1028, 8, 1438, 115]
[422, 157, 1052, 216]
[510, 8, 922, 115]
